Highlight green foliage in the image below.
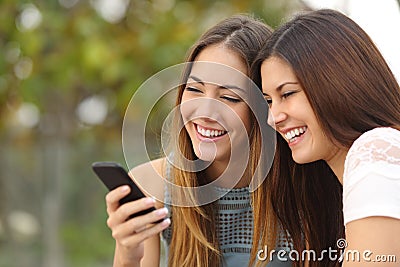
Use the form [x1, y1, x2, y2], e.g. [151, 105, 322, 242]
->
[61, 211, 114, 266]
[0, 0, 294, 266]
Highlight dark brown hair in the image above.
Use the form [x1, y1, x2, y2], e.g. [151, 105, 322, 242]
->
[168, 14, 274, 267]
[251, 9, 400, 267]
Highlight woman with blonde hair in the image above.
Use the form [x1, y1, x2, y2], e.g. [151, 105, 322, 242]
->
[105, 15, 291, 266]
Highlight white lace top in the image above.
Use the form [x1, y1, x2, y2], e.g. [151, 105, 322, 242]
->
[343, 127, 400, 225]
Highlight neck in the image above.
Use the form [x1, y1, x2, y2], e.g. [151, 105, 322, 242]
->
[325, 147, 348, 184]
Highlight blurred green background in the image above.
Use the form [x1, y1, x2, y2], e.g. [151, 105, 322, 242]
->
[0, 0, 309, 266]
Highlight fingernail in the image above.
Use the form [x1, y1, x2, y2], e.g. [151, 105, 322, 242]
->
[145, 197, 155, 205]
[162, 218, 171, 225]
[121, 185, 129, 192]
[155, 207, 168, 216]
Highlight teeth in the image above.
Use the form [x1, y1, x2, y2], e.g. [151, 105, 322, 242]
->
[197, 125, 226, 138]
[285, 127, 307, 141]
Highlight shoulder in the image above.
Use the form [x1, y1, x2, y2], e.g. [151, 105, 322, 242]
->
[350, 127, 400, 151]
[129, 157, 167, 178]
[345, 127, 400, 175]
[343, 128, 400, 224]
[128, 157, 167, 208]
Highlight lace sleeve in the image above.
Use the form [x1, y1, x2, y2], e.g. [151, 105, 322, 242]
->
[344, 127, 400, 178]
[343, 127, 400, 225]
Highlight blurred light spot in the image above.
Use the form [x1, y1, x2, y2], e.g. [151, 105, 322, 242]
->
[5, 42, 21, 64]
[59, 0, 80, 8]
[7, 211, 40, 238]
[91, 0, 130, 24]
[152, 0, 175, 13]
[17, 102, 40, 128]
[14, 57, 33, 80]
[76, 95, 108, 125]
[173, 1, 195, 23]
[16, 4, 42, 32]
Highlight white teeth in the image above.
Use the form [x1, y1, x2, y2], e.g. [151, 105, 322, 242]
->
[196, 125, 226, 138]
[285, 127, 307, 141]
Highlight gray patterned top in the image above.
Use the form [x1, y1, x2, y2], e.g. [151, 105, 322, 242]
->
[161, 165, 293, 266]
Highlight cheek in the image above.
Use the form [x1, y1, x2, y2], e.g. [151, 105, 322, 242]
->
[315, 130, 333, 149]
[233, 107, 252, 133]
[242, 107, 252, 133]
[179, 97, 194, 122]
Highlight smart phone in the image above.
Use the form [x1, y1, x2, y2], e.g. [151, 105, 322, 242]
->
[92, 161, 161, 221]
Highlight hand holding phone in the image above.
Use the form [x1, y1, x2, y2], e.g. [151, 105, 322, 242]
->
[93, 162, 170, 265]
[92, 161, 162, 221]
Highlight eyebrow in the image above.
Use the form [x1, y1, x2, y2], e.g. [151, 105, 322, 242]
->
[263, 82, 299, 96]
[188, 75, 246, 93]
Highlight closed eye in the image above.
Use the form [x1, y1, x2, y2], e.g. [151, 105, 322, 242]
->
[282, 91, 296, 99]
[221, 95, 241, 103]
[185, 86, 202, 93]
[264, 91, 296, 106]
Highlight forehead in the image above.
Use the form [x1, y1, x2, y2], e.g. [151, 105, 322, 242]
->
[260, 57, 298, 93]
[188, 61, 249, 90]
[189, 44, 249, 89]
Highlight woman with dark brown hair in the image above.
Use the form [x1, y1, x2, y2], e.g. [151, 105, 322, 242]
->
[251, 9, 400, 267]
[105, 15, 292, 267]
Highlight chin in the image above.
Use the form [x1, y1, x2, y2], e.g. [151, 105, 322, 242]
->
[196, 152, 214, 162]
[193, 146, 216, 162]
[292, 153, 313, 165]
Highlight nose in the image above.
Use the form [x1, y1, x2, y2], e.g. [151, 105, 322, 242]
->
[196, 97, 223, 120]
[267, 104, 287, 128]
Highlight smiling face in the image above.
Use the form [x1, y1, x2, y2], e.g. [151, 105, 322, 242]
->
[260, 56, 341, 164]
[180, 44, 251, 164]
